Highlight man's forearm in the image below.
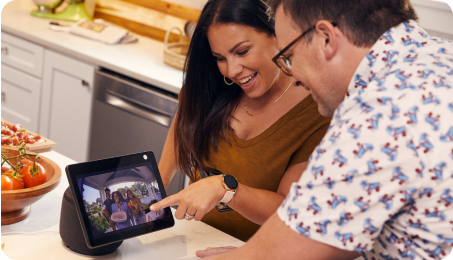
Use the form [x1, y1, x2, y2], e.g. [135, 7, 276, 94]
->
[211, 213, 360, 260]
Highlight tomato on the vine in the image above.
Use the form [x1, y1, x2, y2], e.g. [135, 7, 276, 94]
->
[19, 158, 31, 167]
[2, 171, 24, 190]
[1, 166, 11, 173]
[10, 176, 24, 189]
[21, 161, 47, 188]
[1, 175, 14, 190]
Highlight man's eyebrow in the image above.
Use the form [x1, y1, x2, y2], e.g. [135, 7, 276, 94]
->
[211, 41, 249, 56]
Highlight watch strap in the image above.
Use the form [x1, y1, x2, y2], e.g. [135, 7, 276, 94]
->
[220, 190, 235, 203]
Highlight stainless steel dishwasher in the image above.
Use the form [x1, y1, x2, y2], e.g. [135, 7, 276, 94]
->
[89, 68, 185, 197]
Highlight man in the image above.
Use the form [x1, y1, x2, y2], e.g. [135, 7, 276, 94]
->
[121, 188, 130, 202]
[102, 188, 116, 231]
[197, 0, 453, 259]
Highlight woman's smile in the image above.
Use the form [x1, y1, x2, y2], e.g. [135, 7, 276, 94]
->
[237, 72, 258, 90]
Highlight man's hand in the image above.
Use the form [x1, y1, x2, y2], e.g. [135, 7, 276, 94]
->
[151, 175, 225, 221]
[196, 247, 237, 259]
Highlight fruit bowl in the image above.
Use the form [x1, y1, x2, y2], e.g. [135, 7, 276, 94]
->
[1, 149, 61, 225]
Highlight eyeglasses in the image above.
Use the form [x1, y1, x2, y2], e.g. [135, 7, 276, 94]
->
[272, 22, 337, 76]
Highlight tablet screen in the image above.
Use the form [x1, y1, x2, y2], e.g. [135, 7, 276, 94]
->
[66, 152, 174, 248]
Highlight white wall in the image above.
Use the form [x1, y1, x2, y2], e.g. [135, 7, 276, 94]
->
[169, 0, 453, 40]
[411, 0, 453, 40]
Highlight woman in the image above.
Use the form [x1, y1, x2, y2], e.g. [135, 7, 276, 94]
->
[153, 0, 331, 241]
[111, 191, 133, 230]
[127, 190, 143, 225]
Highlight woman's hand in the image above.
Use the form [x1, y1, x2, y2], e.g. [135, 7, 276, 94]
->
[150, 175, 225, 221]
[196, 247, 237, 259]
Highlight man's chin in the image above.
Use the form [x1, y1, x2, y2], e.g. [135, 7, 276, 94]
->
[318, 104, 335, 117]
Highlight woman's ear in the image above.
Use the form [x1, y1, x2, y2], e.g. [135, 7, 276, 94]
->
[315, 21, 338, 60]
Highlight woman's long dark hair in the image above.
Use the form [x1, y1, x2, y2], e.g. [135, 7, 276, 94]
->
[174, 0, 275, 181]
[112, 191, 122, 204]
[127, 190, 136, 199]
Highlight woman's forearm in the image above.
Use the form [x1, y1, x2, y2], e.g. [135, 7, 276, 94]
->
[158, 119, 179, 189]
[227, 184, 285, 225]
[223, 162, 307, 225]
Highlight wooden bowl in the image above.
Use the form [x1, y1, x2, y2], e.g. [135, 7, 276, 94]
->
[1, 149, 61, 225]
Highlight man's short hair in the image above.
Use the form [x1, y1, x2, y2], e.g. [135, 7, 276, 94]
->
[267, 0, 418, 47]
[105, 188, 110, 192]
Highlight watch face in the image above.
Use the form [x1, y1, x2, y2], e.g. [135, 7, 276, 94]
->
[224, 175, 238, 189]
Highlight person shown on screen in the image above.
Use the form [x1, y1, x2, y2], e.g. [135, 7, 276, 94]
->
[102, 188, 117, 231]
[111, 191, 133, 230]
[121, 188, 130, 203]
[127, 190, 143, 225]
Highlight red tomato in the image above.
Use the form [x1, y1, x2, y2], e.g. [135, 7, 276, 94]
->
[16, 132, 27, 142]
[1, 175, 14, 190]
[10, 124, 22, 132]
[34, 135, 42, 141]
[10, 176, 24, 189]
[1, 129, 14, 136]
[21, 162, 47, 188]
[11, 136, 20, 146]
[2, 171, 24, 190]
[20, 158, 31, 165]
[1, 166, 11, 173]
[1, 136, 12, 145]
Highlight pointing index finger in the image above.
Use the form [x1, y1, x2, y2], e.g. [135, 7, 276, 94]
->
[150, 194, 179, 211]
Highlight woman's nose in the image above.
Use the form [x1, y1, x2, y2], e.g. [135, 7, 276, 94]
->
[227, 59, 243, 79]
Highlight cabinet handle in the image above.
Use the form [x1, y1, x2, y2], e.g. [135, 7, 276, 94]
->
[1, 47, 8, 54]
[1, 91, 5, 102]
[82, 80, 89, 87]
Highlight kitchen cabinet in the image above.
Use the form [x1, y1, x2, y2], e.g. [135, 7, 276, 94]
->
[1, 64, 42, 133]
[1, 32, 44, 133]
[39, 50, 95, 162]
[1, 32, 44, 78]
[1, 31, 96, 162]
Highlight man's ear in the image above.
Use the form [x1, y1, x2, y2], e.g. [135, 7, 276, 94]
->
[315, 20, 338, 60]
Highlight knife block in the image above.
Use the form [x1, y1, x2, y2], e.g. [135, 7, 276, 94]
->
[60, 187, 122, 256]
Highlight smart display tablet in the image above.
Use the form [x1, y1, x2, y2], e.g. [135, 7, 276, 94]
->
[66, 151, 174, 248]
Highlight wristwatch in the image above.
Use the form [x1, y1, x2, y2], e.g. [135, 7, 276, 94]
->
[220, 175, 238, 203]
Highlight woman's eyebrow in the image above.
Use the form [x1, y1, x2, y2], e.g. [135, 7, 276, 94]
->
[229, 41, 248, 53]
[211, 41, 249, 56]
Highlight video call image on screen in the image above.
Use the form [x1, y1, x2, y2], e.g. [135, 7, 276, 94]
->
[76, 164, 166, 238]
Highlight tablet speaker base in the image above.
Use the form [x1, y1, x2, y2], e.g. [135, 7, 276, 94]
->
[60, 187, 123, 256]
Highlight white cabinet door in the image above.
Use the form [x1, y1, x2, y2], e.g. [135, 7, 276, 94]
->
[1, 64, 41, 133]
[1, 32, 45, 78]
[40, 50, 95, 162]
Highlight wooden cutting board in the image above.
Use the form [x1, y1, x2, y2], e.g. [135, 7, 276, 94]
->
[1, 119, 57, 153]
[94, 0, 201, 43]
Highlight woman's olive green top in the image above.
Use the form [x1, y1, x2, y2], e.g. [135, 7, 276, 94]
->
[193, 95, 331, 241]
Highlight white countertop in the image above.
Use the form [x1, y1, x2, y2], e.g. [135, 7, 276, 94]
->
[0, 151, 244, 260]
[1, 0, 184, 94]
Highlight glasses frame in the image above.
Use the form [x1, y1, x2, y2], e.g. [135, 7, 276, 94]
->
[272, 22, 338, 76]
